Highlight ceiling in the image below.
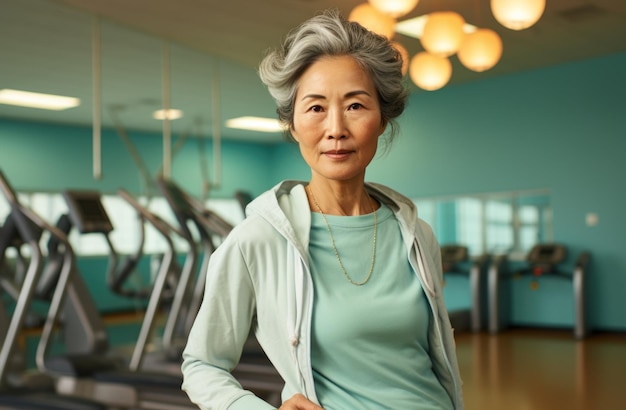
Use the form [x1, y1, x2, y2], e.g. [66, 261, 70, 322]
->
[1, 0, 626, 144]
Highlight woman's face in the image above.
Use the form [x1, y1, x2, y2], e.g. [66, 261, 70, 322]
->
[290, 55, 385, 185]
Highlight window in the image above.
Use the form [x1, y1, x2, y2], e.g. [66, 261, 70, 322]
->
[413, 190, 551, 258]
[485, 198, 514, 254]
[1, 190, 243, 257]
[456, 198, 483, 256]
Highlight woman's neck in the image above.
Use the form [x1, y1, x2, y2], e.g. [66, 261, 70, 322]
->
[305, 181, 375, 216]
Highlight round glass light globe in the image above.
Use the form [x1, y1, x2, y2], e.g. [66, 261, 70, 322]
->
[409, 51, 452, 91]
[349, 3, 396, 39]
[491, 0, 546, 30]
[420, 11, 466, 57]
[368, 0, 420, 18]
[458, 28, 503, 72]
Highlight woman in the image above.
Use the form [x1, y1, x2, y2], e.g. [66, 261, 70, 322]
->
[181, 9, 464, 410]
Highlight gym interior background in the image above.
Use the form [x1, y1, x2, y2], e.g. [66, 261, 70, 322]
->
[1, 0, 625, 409]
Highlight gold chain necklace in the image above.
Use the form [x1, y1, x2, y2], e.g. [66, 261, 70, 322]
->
[307, 185, 377, 286]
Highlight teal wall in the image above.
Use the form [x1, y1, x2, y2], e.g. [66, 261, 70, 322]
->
[1, 51, 625, 332]
[0, 119, 275, 198]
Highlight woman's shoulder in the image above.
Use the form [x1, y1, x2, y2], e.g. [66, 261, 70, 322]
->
[229, 213, 283, 244]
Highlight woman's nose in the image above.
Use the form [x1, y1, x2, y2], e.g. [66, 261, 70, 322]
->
[325, 109, 347, 139]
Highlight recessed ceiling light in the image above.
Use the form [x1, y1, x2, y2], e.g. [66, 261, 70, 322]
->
[225, 116, 285, 133]
[153, 109, 183, 120]
[395, 15, 477, 39]
[0, 89, 80, 110]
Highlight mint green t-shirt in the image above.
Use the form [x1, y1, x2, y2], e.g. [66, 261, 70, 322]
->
[309, 204, 452, 410]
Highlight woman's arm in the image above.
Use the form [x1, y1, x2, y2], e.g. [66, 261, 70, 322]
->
[181, 235, 274, 410]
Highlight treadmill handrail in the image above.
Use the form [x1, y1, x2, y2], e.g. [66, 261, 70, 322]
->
[155, 177, 234, 351]
[117, 188, 181, 371]
[0, 169, 48, 385]
[33, 208, 78, 374]
[118, 188, 198, 355]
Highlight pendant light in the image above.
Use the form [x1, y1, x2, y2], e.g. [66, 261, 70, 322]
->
[420, 11, 466, 57]
[368, 0, 419, 18]
[491, 0, 546, 30]
[409, 52, 452, 91]
[349, 3, 396, 39]
[458, 28, 503, 72]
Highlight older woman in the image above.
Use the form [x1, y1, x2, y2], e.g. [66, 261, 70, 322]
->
[181, 9, 464, 410]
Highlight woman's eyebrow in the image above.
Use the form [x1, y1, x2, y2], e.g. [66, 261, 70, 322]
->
[345, 90, 372, 98]
[300, 93, 325, 101]
[300, 90, 371, 101]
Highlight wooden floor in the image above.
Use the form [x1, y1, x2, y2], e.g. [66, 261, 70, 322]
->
[455, 328, 626, 410]
[22, 313, 625, 409]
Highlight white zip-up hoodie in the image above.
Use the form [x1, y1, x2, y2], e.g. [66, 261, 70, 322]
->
[181, 180, 464, 410]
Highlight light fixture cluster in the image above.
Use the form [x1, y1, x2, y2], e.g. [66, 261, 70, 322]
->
[349, 0, 546, 91]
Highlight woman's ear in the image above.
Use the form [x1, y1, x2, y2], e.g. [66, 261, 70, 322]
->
[290, 124, 299, 142]
[379, 119, 388, 136]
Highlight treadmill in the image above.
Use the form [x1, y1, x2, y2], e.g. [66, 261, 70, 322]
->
[56, 187, 282, 407]
[488, 243, 590, 339]
[30, 188, 197, 409]
[441, 245, 487, 333]
[0, 169, 107, 410]
[116, 185, 284, 404]
[153, 176, 284, 404]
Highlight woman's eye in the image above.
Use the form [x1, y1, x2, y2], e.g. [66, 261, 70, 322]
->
[310, 105, 323, 112]
[349, 103, 363, 110]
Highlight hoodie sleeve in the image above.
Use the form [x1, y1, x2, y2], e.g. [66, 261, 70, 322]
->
[420, 219, 445, 288]
[181, 233, 276, 410]
[417, 218, 465, 409]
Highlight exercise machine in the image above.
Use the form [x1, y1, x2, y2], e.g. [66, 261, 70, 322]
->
[56, 187, 282, 407]
[35, 188, 198, 409]
[154, 177, 284, 404]
[0, 183, 194, 409]
[440, 245, 487, 333]
[156, 176, 233, 351]
[488, 243, 590, 339]
[0, 170, 107, 410]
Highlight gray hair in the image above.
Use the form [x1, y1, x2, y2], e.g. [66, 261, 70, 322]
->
[258, 9, 408, 144]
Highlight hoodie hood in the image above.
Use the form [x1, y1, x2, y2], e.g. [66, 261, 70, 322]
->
[245, 181, 311, 258]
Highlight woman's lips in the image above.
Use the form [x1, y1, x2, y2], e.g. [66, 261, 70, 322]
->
[323, 149, 352, 160]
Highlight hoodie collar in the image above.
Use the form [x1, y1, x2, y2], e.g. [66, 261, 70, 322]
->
[246, 180, 419, 249]
[246, 180, 311, 256]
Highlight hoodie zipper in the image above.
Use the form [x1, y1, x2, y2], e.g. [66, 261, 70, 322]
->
[287, 243, 317, 401]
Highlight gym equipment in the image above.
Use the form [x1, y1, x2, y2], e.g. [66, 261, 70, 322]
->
[57, 187, 282, 407]
[440, 245, 488, 333]
[48, 191, 164, 361]
[114, 187, 191, 368]
[0, 215, 48, 380]
[156, 176, 234, 349]
[0, 181, 195, 409]
[154, 176, 284, 404]
[488, 243, 590, 339]
[35, 188, 198, 409]
[0, 170, 107, 410]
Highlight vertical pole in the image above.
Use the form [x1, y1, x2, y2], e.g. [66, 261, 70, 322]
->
[92, 15, 102, 180]
[162, 42, 172, 179]
[211, 60, 222, 187]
